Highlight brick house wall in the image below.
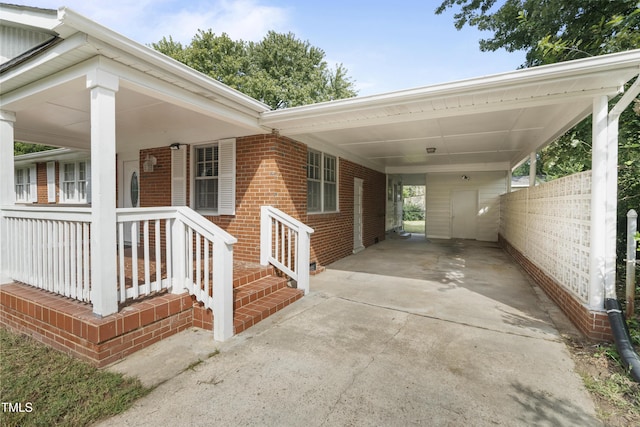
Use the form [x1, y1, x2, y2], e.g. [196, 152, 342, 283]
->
[136, 133, 386, 267]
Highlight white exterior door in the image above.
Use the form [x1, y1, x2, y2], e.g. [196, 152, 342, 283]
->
[353, 178, 364, 253]
[123, 160, 139, 243]
[451, 190, 477, 239]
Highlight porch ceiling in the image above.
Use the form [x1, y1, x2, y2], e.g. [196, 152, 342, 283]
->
[262, 49, 640, 173]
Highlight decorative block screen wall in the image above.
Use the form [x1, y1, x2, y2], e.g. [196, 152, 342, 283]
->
[500, 171, 591, 304]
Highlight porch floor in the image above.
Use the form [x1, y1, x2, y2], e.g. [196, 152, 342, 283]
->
[0, 260, 303, 367]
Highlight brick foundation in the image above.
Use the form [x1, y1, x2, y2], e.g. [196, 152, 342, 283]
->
[498, 234, 612, 342]
[0, 283, 193, 367]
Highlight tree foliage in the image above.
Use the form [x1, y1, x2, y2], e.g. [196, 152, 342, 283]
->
[435, 0, 640, 66]
[151, 30, 357, 109]
[14, 142, 55, 156]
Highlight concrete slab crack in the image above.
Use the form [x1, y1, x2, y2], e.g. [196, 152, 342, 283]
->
[335, 296, 562, 343]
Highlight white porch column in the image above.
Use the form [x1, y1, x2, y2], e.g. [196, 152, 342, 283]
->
[528, 152, 537, 187]
[87, 70, 119, 316]
[0, 110, 16, 284]
[589, 95, 609, 310]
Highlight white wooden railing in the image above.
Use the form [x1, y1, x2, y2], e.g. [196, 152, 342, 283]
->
[1, 206, 236, 341]
[116, 206, 236, 341]
[2, 206, 92, 302]
[260, 206, 314, 294]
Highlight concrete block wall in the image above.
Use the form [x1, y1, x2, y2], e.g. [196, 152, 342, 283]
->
[499, 234, 612, 342]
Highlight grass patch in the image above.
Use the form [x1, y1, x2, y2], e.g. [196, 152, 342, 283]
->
[0, 327, 150, 427]
[403, 220, 425, 234]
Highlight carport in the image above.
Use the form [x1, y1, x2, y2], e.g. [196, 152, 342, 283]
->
[262, 49, 640, 339]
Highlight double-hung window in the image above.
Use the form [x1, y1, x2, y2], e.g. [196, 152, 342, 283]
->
[195, 145, 219, 210]
[15, 166, 35, 203]
[60, 160, 89, 203]
[307, 150, 337, 213]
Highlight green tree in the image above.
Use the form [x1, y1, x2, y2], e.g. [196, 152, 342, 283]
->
[14, 142, 54, 156]
[435, 0, 640, 66]
[151, 31, 357, 109]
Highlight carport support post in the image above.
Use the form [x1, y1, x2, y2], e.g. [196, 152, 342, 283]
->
[589, 95, 609, 310]
[529, 152, 536, 187]
[87, 69, 119, 317]
[0, 110, 16, 284]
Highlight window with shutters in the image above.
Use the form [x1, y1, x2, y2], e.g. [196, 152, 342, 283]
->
[307, 150, 338, 213]
[195, 145, 219, 210]
[190, 139, 235, 215]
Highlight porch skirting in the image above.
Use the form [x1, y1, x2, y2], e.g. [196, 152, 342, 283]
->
[0, 283, 193, 367]
[498, 234, 613, 342]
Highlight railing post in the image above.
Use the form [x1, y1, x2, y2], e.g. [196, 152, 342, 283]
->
[297, 230, 311, 295]
[213, 236, 234, 341]
[171, 218, 186, 294]
[627, 209, 638, 319]
[260, 206, 271, 266]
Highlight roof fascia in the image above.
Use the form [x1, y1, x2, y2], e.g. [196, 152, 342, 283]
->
[14, 147, 88, 164]
[55, 7, 270, 114]
[262, 49, 640, 124]
[0, 3, 59, 33]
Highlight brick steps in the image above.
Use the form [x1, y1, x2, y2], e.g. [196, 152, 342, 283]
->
[194, 265, 303, 334]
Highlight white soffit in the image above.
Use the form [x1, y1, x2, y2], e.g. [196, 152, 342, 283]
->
[262, 49, 640, 172]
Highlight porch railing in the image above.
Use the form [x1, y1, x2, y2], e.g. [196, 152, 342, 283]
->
[116, 206, 236, 341]
[2, 206, 92, 302]
[260, 206, 314, 294]
[1, 206, 236, 341]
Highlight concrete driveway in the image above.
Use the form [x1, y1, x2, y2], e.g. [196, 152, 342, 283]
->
[100, 237, 601, 427]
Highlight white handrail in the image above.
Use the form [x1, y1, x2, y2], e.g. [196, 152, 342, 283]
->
[117, 206, 236, 341]
[260, 206, 314, 294]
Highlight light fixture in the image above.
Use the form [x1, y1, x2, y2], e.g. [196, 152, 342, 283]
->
[143, 154, 157, 172]
[426, 147, 436, 154]
[169, 142, 182, 150]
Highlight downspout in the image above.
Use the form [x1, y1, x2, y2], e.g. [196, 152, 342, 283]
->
[604, 73, 640, 382]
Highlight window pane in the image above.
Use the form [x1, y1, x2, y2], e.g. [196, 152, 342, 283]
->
[324, 182, 336, 211]
[307, 181, 321, 212]
[64, 163, 75, 182]
[78, 162, 86, 181]
[324, 155, 336, 183]
[196, 178, 218, 210]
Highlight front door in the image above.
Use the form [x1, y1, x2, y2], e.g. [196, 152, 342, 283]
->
[353, 178, 364, 253]
[123, 160, 139, 243]
[451, 190, 477, 239]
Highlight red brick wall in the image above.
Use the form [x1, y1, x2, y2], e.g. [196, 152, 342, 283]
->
[139, 147, 172, 207]
[137, 134, 386, 267]
[34, 162, 59, 204]
[307, 158, 386, 266]
[499, 234, 612, 342]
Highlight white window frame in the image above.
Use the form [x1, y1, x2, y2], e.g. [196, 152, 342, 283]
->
[59, 159, 90, 204]
[194, 144, 219, 212]
[15, 165, 36, 203]
[307, 149, 338, 213]
[189, 138, 235, 216]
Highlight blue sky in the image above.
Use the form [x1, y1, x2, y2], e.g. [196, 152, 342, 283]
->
[24, 0, 526, 96]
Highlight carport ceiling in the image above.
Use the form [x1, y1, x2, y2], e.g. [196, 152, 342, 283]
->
[261, 50, 640, 172]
